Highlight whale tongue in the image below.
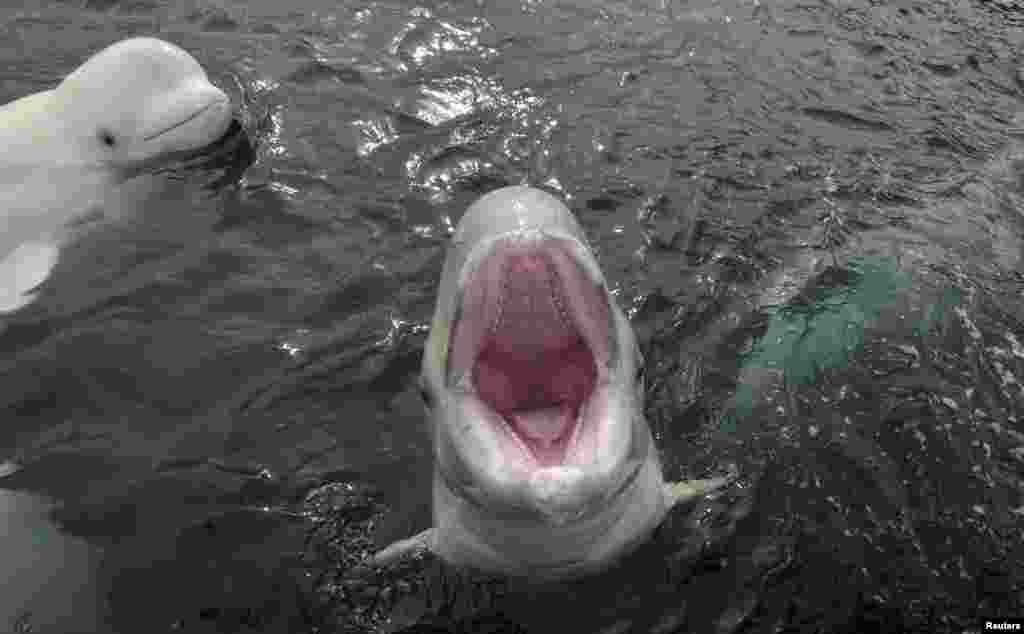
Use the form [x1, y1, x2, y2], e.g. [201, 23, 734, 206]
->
[472, 251, 597, 466]
[508, 406, 576, 466]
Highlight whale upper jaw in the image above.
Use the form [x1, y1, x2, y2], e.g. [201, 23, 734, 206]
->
[419, 186, 664, 575]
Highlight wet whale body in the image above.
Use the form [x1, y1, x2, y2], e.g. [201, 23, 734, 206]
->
[0, 37, 233, 314]
[373, 185, 736, 580]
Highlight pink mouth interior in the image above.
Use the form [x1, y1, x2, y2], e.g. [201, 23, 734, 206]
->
[449, 238, 611, 467]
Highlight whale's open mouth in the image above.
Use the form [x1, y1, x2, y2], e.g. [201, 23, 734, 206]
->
[448, 236, 613, 467]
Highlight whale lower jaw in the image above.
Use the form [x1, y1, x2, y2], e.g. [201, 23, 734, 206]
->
[431, 452, 668, 580]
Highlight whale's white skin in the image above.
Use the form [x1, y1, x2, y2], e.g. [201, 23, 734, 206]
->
[0, 37, 232, 314]
[373, 186, 735, 580]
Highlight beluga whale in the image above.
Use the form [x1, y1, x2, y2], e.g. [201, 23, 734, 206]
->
[373, 185, 737, 580]
[0, 36, 233, 314]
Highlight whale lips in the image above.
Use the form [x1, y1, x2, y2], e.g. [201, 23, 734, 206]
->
[449, 237, 612, 467]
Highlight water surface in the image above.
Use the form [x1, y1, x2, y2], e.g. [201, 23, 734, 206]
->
[1, 0, 1023, 632]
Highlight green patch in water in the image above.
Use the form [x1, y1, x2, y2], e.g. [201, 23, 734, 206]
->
[915, 284, 963, 337]
[721, 255, 920, 432]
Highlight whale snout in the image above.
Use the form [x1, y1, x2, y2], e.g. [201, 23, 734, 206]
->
[139, 81, 232, 153]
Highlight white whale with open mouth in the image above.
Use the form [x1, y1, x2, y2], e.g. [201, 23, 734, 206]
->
[374, 185, 736, 580]
[0, 37, 233, 314]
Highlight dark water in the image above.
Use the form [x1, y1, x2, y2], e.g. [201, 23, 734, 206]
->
[1, 0, 1024, 632]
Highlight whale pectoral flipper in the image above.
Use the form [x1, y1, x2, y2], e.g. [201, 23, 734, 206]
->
[0, 240, 61, 313]
[663, 465, 739, 507]
[370, 528, 436, 567]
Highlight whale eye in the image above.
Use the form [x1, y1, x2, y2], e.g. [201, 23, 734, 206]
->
[98, 129, 117, 148]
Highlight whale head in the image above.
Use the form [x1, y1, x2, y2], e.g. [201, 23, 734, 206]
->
[52, 37, 232, 169]
[420, 186, 662, 576]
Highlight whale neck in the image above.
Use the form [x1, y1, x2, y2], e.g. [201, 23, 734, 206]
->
[430, 446, 667, 580]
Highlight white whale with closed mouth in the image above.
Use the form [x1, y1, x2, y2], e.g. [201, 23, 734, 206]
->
[373, 185, 736, 580]
[0, 36, 233, 314]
